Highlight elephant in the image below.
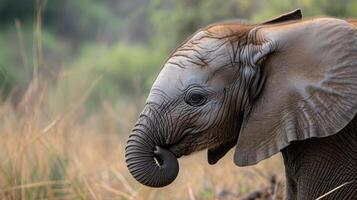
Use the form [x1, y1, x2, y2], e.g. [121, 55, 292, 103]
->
[125, 9, 357, 199]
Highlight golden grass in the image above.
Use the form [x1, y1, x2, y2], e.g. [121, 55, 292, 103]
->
[0, 80, 285, 200]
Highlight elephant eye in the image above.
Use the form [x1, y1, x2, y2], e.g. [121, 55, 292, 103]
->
[185, 92, 206, 107]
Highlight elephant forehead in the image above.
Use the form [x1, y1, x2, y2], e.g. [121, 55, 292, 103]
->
[147, 65, 209, 104]
[177, 32, 232, 64]
[168, 35, 234, 75]
[146, 32, 238, 104]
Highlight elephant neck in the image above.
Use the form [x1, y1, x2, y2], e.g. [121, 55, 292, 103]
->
[281, 117, 357, 200]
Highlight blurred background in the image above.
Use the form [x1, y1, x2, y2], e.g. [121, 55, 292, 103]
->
[0, 0, 356, 199]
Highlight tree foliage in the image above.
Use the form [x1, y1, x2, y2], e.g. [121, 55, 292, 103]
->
[1, 0, 357, 108]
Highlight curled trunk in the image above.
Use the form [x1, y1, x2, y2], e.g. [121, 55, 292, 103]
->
[125, 130, 179, 187]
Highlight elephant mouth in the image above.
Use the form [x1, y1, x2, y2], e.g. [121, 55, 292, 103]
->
[168, 146, 187, 158]
[168, 134, 193, 158]
[169, 146, 191, 158]
[168, 133, 213, 158]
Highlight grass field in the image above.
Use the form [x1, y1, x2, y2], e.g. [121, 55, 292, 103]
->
[0, 78, 285, 200]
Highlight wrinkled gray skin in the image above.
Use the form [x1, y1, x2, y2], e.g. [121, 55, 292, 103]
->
[126, 10, 357, 199]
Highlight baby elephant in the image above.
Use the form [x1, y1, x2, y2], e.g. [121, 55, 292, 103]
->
[126, 9, 357, 199]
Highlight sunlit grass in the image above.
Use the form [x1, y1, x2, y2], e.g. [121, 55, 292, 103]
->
[0, 80, 285, 200]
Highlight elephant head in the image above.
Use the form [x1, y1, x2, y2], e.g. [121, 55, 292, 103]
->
[125, 9, 357, 187]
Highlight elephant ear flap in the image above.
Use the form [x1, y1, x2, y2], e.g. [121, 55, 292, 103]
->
[262, 9, 302, 24]
[234, 18, 357, 166]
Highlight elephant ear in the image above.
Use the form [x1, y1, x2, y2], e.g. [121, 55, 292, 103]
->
[206, 10, 303, 165]
[234, 18, 357, 166]
[262, 9, 302, 24]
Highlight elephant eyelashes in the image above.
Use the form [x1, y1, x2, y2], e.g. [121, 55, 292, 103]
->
[185, 91, 206, 107]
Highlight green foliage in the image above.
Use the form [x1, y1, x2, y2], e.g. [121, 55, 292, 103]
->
[148, 0, 256, 49]
[198, 187, 215, 199]
[0, 0, 35, 25]
[49, 155, 68, 198]
[252, 0, 357, 22]
[61, 43, 164, 109]
[1, 0, 357, 109]
[0, 24, 69, 100]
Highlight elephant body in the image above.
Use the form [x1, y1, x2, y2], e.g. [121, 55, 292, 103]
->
[125, 9, 357, 199]
[284, 19, 357, 200]
[282, 116, 357, 199]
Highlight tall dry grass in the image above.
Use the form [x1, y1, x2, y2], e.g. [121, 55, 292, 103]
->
[0, 78, 285, 200]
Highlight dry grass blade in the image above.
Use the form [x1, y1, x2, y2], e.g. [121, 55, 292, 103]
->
[0, 180, 68, 193]
[41, 117, 61, 134]
[82, 177, 99, 200]
[187, 184, 196, 200]
[63, 74, 104, 120]
[111, 167, 136, 194]
[15, 19, 29, 70]
[100, 183, 133, 199]
[315, 180, 355, 200]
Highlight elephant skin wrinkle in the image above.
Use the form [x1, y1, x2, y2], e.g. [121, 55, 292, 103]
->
[282, 117, 357, 199]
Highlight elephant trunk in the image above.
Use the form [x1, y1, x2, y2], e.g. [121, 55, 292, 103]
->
[125, 112, 179, 187]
